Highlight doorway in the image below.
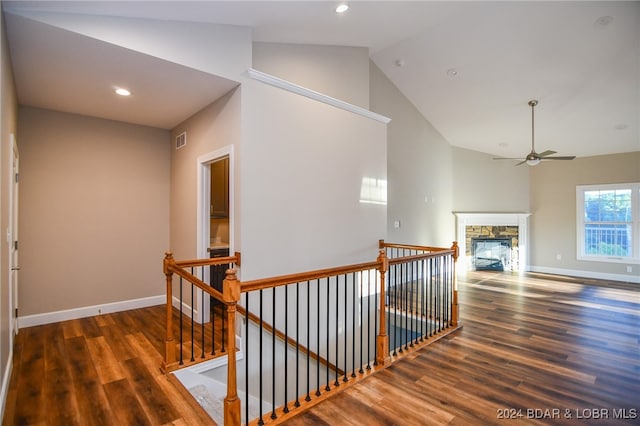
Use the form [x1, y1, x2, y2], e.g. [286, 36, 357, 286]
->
[196, 146, 234, 324]
[9, 135, 19, 337]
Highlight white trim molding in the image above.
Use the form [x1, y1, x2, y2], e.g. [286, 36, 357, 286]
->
[247, 68, 391, 124]
[530, 265, 640, 284]
[19, 295, 166, 328]
[453, 212, 531, 271]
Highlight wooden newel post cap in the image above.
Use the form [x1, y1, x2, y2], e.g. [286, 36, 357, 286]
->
[223, 268, 240, 303]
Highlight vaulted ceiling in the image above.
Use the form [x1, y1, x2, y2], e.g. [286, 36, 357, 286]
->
[3, 1, 639, 159]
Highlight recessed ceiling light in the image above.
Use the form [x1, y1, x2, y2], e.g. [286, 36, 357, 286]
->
[336, 4, 349, 14]
[446, 68, 458, 78]
[594, 16, 613, 28]
[115, 87, 131, 96]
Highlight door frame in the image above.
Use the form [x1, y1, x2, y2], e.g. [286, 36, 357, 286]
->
[195, 145, 234, 323]
[8, 134, 19, 338]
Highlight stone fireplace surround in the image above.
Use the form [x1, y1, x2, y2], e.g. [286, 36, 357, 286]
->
[454, 212, 531, 271]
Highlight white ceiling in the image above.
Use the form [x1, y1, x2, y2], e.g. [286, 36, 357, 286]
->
[3, 1, 639, 159]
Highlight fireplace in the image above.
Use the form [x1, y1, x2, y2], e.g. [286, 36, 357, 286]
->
[454, 213, 530, 272]
[472, 238, 512, 271]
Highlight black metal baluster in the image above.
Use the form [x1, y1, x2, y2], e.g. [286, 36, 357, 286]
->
[211, 263, 216, 356]
[201, 266, 205, 358]
[366, 269, 371, 370]
[325, 277, 330, 391]
[398, 261, 403, 351]
[428, 258, 433, 337]
[271, 287, 277, 420]
[306, 280, 311, 402]
[283, 285, 289, 413]
[435, 257, 440, 332]
[343, 274, 348, 383]
[190, 269, 195, 362]
[420, 259, 425, 342]
[358, 271, 363, 374]
[391, 264, 397, 356]
[221, 277, 226, 353]
[403, 262, 409, 351]
[295, 282, 300, 407]
[245, 292, 249, 426]
[351, 272, 357, 377]
[179, 276, 184, 365]
[258, 290, 264, 426]
[411, 260, 420, 346]
[374, 268, 378, 366]
[316, 279, 321, 397]
[334, 275, 339, 387]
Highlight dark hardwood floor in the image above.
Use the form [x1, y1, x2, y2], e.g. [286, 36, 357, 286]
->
[284, 271, 639, 425]
[3, 271, 639, 425]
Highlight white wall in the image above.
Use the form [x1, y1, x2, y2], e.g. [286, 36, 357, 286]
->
[239, 78, 387, 279]
[4, 11, 252, 82]
[370, 62, 454, 248]
[253, 42, 370, 109]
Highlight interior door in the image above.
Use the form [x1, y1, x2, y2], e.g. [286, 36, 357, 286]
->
[10, 136, 19, 336]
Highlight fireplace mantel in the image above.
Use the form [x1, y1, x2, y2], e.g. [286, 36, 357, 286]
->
[453, 212, 531, 271]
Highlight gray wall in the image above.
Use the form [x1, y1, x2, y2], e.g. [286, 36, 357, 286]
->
[370, 61, 454, 248]
[530, 152, 640, 282]
[452, 146, 530, 213]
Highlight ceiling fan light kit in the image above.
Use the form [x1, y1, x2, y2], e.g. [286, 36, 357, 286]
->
[494, 99, 576, 166]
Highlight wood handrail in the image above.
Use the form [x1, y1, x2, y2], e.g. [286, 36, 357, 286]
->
[387, 250, 455, 266]
[379, 239, 451, 253]
[164, 253, 239, 304]
[240, 259, 381, 293]
[174, 252, 240, 268]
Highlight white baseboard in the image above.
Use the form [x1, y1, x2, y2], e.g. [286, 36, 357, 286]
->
[529, 266, 640, 284]
[0, 346, 13, 422]
[19, 295, 166, 328]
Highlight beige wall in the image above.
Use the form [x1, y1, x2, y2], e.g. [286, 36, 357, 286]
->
[370, 61, 454, 248]
[1, 5, 19, 416]
[253, 42, 370, 109]
[452, 146, 530, 212]
[169, 87, 242, 261]
[530, 152, 640, 281]
[18, 107, 170, 316]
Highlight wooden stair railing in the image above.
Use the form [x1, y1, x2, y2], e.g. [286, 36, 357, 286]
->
[162, 242, 460, 426]
[380, 240, 460, 327]
[162, 251, 242, 424]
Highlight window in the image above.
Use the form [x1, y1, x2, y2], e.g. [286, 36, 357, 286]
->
[576, 183, 639, 263]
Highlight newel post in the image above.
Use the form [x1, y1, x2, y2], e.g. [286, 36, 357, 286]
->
[376, 250, 391, 366]
[222, 269, 241, 426]
[162, 252, 177, 372]
[451, 241, 460, 327]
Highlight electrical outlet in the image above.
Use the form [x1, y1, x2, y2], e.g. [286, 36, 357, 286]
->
[627, 265, 633, 273]
[556, 254, 562, 260]
[394, 220, 401, 229]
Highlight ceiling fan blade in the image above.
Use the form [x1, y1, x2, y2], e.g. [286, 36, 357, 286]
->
[492, 157, 523, 160]
[538, 150, 557, 157]
[542, 156, 576, 160]
[515, 159, 527, 166]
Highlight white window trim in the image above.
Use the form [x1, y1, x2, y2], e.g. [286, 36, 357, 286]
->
[576, 182, 640, 264]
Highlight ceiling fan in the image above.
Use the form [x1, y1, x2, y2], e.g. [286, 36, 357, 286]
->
[494, 100, 576, 166]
